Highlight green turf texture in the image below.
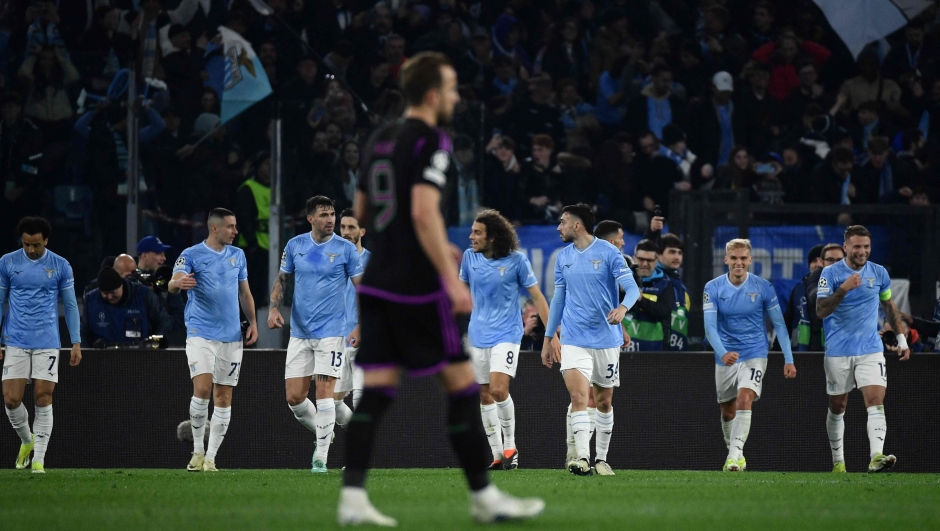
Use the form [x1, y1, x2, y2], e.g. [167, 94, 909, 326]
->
[1, 469, 938, 530]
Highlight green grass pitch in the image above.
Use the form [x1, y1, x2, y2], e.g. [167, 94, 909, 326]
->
[1, 469, 938, 530]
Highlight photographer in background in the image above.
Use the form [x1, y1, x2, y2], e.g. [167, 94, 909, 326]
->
[135, 235, 185, 334]
[82, 267, 171, 348]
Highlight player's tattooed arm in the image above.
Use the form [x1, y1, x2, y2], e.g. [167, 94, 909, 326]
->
[881, 299, 906, 335]
[815, 290, 846, 319]
[270, 271, 292, 309]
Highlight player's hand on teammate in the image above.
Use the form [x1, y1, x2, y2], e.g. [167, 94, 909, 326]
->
[267, 307, 285, 329]
[244, 322, 258, 346]
[721, 352, 739, 366]
[783, 363, 796, 378]
[840, 273, 862, 293]
[69, 344, 82, 366]
[348, 325, 360, 348]
[171, 273, 197, 291]
[607, 305, 628, 324]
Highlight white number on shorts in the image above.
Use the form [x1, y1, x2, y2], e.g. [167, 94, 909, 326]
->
[331, 351, 343, 368]
[750, 368, 763, 383]
[48, 356, 57, 371]
[606, 362, 619, 379]
[228, 362, 240, 376]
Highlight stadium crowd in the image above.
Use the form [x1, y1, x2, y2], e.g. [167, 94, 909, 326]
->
[0, 0, 938, 293]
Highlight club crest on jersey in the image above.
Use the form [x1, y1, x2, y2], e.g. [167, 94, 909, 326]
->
[590, 259, 602, 270]
[747, 292, 758, 303]
[497, 266, 508, 276]
[228, 258, 237, 266]
[327, 253, 339, 263]
[865, 277, 875, 288]
[43, 268, 55, 278]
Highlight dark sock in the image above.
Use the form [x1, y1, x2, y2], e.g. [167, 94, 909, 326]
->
[447, 384, 491, 492]
[343, 386, 396, 488]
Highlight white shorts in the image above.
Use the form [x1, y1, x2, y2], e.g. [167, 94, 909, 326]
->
[285, 336, 346, 379]
[715, 357, 768, 403]
[335, 344, 364, 393]
[470, 342, 521, 384]
[2, 347, 60, 383]
[186, 337, 244, 386]
[824, 352, 887, 395]
[560, 345, 621, 388]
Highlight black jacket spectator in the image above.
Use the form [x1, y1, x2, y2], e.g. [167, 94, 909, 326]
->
[686, 93, 747, 169]
[82, 276, 171, 347]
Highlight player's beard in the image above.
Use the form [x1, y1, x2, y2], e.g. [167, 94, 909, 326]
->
[344, 234, 359, 245]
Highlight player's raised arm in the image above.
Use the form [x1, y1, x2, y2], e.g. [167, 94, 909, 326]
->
[168, 253, 196, 294]
[816, 269, 860, 319]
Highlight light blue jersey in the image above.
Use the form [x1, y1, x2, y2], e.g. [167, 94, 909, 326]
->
[0, 249, 78, 349]
[344, 247, 371, 336]
[280, 233, 362, 339]
[173, 242, 248, 342]
[460, 250, 538, 348]
[703, 273, 779, 365]
[817, 259, 891, 357]
[554, 238, 634, 349]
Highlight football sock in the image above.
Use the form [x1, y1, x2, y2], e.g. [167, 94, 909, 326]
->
[352, 389, 363, 410]
[496, 396, 516, 451]
[587, 407, 597, 440]
[571, 410, 591, 460]
[189, 396, 209, 455]
[32, 405, 53, 464]
[335, 400, 353, 429]
[447, 384, 490, 492]
[727, 410, 752, 461]
[205, 406, 231, 461]
[826, 410, 845, 463]
[721, 417, 733, 449]
[344, 387, 397, 488]
[5, 404, 31, 444]
[565, 404, 575, 455]
[314, 398, 336, 462]
[594, 409, 614, 462]
[866, 405, 887, 458]
[289, 398, 317, 432]
[480, 403, 503, 460]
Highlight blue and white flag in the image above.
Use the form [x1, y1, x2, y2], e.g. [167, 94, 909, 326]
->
[813, 0, 932, 59]
[213, 26, 272, 124]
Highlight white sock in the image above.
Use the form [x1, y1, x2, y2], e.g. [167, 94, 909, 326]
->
[352, 389, 363, 410]
[570, 410, 591, 460]
[5, 404, 32, 444]
[289, 398, 317, 432]
[32, 405, 53, 464]
[471, 483, 501, 503]
[480, 403, 502, 460]
[722, 417, 733, 449]
[205, 406, 231, 461]
[594, 409, 614, 462]
[495, 396, 515, 451]
[565, 404, 575, 455]
[866, 405, 887, 458]
[587, 407, 597, 440]
[189, 397, 210, 455]
[727, 410, 752, 461]
[335, 400, 353, 429]
[827, 410, 845, 464]
[313, 398, 335, 462]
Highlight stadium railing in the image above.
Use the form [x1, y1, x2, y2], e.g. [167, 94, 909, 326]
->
[3, 349, 936, 473]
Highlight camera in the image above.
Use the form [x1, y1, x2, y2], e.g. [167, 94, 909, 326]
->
[127, 265, 173, 293]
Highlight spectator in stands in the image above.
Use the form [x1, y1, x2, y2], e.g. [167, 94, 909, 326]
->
[297, 128, 342, 215]
[594, 54, 631, 135]
[309, 0, 354, 56]
[483, 134, 521, 222]
[742, 1, 776, 52]
[627, 65, 683, 139]
[162, 24, 205, 125]
[491, 13, 531, 71]
[687, 71, 745, 169]
[77, 7, 132, 92]
[782, 60, 830, 128]
[17, 45, 78, 135]
[834, 49, 902, 116]
[0, 92, 43, 252]
[450, 135, 480, 228]
[536, 18, 589, 92]
[351, 1, 395, 60]
[589, 8, 632, 86]
[490, 55, 518, 97]
[350, 56, 393, 112]
[779, 145, 814, 204]
[883, 19, 935, 84]
[737, 62, 781, 158]
[698, 5, 748, 75]
[853, 101, 894, 150]
[198, 87, 220, 116]
[857, 137, 912, 204]
[751, 32, 830, 102]
[82, 266, 170, 348]
[237, 151, 272, 304]
[322, 40, 354, 84]
[502, 75, 565, 160]
[384, 34, 407, 80]
[811, 145, 857, 208]
[555, 78, 595, 131]
[173, 113, 242, 215]
[18, 0, 77, 56]
[336, 140, 360, 214]
[595, 133, 640, 232]
[518, 134, 560, 224]
[457, 32, 494, 97]
[519, 298, 546, 352]
[554, 146, 597, 208]
[715, 145, 758, 193]
[675, 42, 710, 100]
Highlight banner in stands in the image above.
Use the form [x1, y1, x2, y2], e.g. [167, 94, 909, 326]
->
[448, 225, 888, 306]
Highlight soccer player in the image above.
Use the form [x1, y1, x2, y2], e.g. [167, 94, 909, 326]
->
[1, 217, 82, 473]
[804, 244, 846, 351]
[335, 208, 371, 411]
[703, 239, 796, 472]
[816, 225, 908, 473]
[268, 196, 362, 474]
[169, 208, 258, 472]
[338, 52, 544, 526]
[542, 204, 640, 477]
[460, 209, 550, 471]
